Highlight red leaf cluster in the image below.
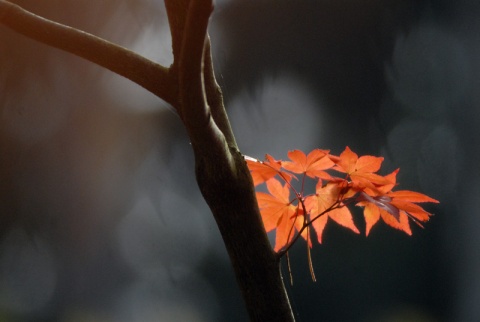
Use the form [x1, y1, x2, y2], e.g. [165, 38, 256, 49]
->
[246, 147, 439, 253]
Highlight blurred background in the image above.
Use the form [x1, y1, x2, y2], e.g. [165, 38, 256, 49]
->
[0, 0, 478, 321]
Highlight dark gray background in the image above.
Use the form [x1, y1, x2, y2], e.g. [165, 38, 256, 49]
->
[0, 0, 477, 321]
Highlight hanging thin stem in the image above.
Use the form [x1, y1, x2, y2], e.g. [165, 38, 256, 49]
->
[306, 229, 316, 282]
[286, 251, 294, 286]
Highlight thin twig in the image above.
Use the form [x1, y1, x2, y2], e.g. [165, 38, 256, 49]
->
[306, 230, 316, 282]
[278, 201, 342, 257]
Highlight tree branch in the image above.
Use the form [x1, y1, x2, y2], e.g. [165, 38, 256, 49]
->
[203, 37, 237, 148]
[177, 0, 224, 156]
[164, 0, 190, 70]
[175, 0, 236, 151]
[175, 1, 295, 320]
[0, 0, 177, 108]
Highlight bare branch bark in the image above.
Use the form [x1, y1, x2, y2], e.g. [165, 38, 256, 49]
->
[203, 38, 237, 148]
[164, 0, 190, 69]
[165, 0, 236, 146]
[0, 0, 177, 107]
[175, 0, 295, 320]
[177, 0, 222, 154]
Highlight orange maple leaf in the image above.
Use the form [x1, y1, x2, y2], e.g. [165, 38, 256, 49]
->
[358, 170, 439, 235]
[361, 201, 412, 235]
[245, 154, 293, 186]
[305, 182, 360, 243]
[282, 149, 334, 180]
[331, 146, 390, 189]
[255, 178, 308, 251]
